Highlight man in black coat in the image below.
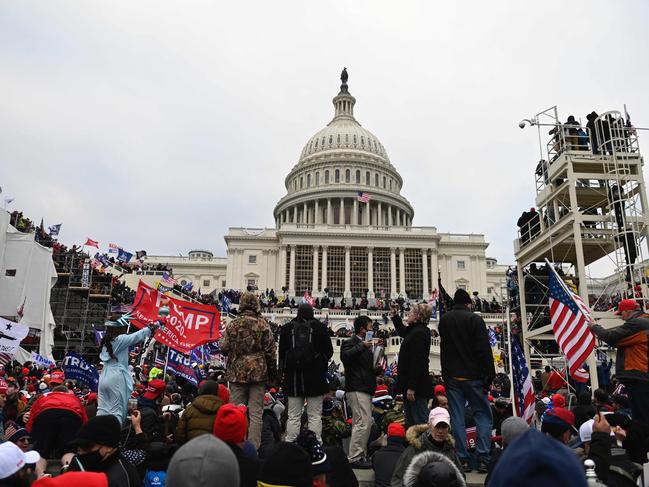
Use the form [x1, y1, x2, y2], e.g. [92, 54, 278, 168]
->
[438, 288, 495, 474]
[279, 303, 333, 441]
[371, 422, 406, 487]
[340, 315, 376, 468]
[390, 303, 432, 427]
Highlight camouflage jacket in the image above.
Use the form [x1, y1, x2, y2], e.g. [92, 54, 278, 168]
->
[321, 415, 351, 448]
[220, 311, 277, 384]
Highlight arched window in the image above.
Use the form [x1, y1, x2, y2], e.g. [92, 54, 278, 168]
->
[322, 137, 325, 147]
[329, 135, 333, 145]
[360, 136, 364, 147]
[365, 171, 370, 185]
[337, 134, 340, 144]
[353, 135, 357, 145]
[389, 179, 393, 190]
[314, 138, 318, 148]
[300, 177, 304, 189]
[335, 169, 340, 183]
[383, 176, 386, 188]
[307, 174, 311, 187]
[355, 170, 361, 183]
[345, 169, 350, 183]
[375, 173, 379, 186]
[315, 172, 320, 186]
[325, 170, 329, 184]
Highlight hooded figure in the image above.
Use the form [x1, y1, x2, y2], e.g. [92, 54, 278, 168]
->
[403, 450, 466, 487]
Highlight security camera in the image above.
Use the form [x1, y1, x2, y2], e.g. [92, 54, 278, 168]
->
[518, 121, 526, 129]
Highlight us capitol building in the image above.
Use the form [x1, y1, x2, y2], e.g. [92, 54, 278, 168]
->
[144, 70, 508, 301]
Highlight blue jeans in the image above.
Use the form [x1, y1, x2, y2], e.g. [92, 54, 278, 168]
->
[446, 378, 492, 461]
[403, 397, 429, 428]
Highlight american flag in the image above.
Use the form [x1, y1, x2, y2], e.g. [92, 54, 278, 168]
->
[357, 191, 371, 203]
[161, 272, 177, 287]
[303, 291, 315, 306]
[547, 263, 595, 376]
[511, 335, 535, 423]
[0, 353, 12, 366]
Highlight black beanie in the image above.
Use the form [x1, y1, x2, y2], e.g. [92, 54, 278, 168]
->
[453, 288, 472, 305]
[259, 442, 312, 487]
[199, 380, 219, 396]
[75, 414, 122, 448]
[297, 303, 314, 320]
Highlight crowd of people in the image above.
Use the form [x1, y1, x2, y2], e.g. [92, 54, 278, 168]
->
[1, 288, 647, 487]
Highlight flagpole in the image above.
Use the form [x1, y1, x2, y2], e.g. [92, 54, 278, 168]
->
[163, 346, 170, 379]
[505, 306, 517, 417]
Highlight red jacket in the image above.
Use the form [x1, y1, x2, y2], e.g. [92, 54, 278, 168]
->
[26, 391, 88, 431]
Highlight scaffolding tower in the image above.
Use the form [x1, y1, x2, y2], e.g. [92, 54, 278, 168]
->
[514, 106, 649, 390]
[50, 252, 113, 359]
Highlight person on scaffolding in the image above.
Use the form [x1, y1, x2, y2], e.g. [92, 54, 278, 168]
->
[97, 315, 159, 425]
[588, 299, 649, 427]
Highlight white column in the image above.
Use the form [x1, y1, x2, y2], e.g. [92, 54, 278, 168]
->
[339, 198, 345, 225]
[293, 205, 297, 223]
[367, 246, 374, 298]
[314, 200, 320, 224]
[396, 210, 401, 226]
[288, 245, 296, 296]
[327, 199, 332, 224]
[377, 202, 382, 226]
[353, 198, 358, 225]
[344, 246, 351, 298]
[430, 248, 439, 291]
[390, 247, 397, 298]
[278, 245, 287, 290]
[303, 202, 308, 224]
[312, 246, 319, 293]
[399, 248, 406, 296]
[422, 249, 429, 298]
[388, 205, 393, 226]
[321, 246, 328, 293]
[365, 201, 370, 225]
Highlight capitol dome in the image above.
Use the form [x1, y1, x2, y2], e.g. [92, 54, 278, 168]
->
[274, 69, 414, 228]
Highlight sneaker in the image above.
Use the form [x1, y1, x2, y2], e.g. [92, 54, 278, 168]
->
[461, 459, 472, 473]
[477, 458, 489, 474]
[349, 459, 372, 469]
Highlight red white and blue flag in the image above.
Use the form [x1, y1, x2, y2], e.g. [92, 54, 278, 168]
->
[357, 191, 371, 203]
[303, 291, 315, 306]
[547, 263, 595, 376]
[511, 335, 535, 423]
[161, 272, 177, 287]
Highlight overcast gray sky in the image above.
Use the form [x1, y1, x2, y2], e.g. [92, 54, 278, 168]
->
[2, 1, 648, 276]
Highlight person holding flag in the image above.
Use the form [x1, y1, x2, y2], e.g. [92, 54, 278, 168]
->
[588, 299, 649, 427]
[97, 315, 159, 425]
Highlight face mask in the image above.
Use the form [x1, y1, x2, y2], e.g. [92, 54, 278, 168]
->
[75, 451, 104, 471]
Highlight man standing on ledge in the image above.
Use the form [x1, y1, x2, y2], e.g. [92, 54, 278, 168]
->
[438, 288, 495, 473]
[588, 299, 649, 427]
[341, 315, 376, 469]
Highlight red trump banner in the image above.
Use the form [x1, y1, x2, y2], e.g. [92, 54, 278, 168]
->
[129, 281, 221, 353]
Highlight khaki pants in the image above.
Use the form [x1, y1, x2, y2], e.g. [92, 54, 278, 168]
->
[346, 391, 372, 463]
[230, 382, 265, 449]
[286, 395, 323, 442]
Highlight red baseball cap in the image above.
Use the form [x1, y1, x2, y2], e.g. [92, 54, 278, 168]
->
[143, 379, 166, 400]
[544, 407, 577, 432]
[615, 299, 640, 315]
[49, 370, 65, 385]
[0, 378, 7, 395]
[434, 384, 446, 396]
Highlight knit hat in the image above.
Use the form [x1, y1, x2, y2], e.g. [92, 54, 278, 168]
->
[74, 415, 122, 448]
[551, 393, 566, 408]
[373, 384, 391, 402]
[488, 429, 587, 487]
[49, 370, 65, 385]
[453, 288, 472, 305]
[166, 435, 239, 487]
[295, 430, 331, 475]
[217, 384, 230, 403]
[143, 379, 166, 400]
[403, 450, 466, 487]
[0, 442, 40, 480]
[387, 422, 406, 438]
[238, 292, 260, 313]
[32, 472, 108, 487]
[322, 397, 334, 415]
[213, 403, 248, 444]
[429, 407, 451, 428]
[258, 442, 312, 487]
[3, 421, 29, 443]
[501, 417, 529, 445]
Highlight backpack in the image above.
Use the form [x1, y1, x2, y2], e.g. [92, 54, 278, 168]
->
[143, 470, 166, 487]
[285, 319, 317, 369]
